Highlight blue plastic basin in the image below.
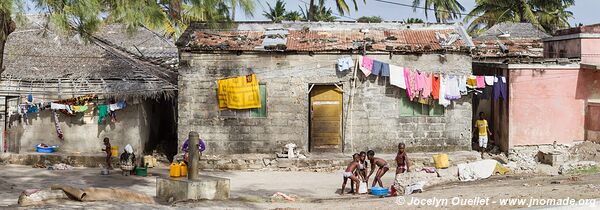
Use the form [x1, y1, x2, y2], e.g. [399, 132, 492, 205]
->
[36, 145, 58, 153]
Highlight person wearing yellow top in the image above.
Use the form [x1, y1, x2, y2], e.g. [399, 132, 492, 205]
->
[475, 112, 492, 158]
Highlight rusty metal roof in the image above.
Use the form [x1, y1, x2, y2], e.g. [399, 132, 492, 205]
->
[178, 22, 473, 53]
[473, 39, 544, 58]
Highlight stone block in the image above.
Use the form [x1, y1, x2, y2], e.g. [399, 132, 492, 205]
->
[156, 176, 230, 202]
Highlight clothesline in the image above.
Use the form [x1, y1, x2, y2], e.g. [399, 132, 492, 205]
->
[343, 55, 509, 107]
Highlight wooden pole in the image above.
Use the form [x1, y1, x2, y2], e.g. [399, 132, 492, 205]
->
[348, 38, 366, 153]
[187, 131, 199, 180]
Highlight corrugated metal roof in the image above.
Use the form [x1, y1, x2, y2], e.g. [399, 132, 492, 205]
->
[181, 23, 472, 53]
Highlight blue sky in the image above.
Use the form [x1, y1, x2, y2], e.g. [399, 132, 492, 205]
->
[239, 0, 600, 25]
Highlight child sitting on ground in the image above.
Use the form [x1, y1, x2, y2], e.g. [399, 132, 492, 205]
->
[341, 154, 360, 195]
[367, 150, 389, 188]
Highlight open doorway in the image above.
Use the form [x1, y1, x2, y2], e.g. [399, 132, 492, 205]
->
[308, 85, 343, 153]
[472, 63, 509, 153]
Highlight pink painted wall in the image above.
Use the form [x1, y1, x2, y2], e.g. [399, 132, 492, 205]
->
[509, 69, 585, 146]
[581, 39, 600, 64]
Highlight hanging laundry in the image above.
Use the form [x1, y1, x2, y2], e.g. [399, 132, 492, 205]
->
[371, 60, 385, 76]
[493, 76, 507, 100]
[485, 76, 495, 86]
[217, 74, 261, 110]
[98, 105, 109, 124]
[73, 105, 88, 113]
[27, 94, 33, 103]
[467, 75, 477, 89]
[403, 68, 414, 100]
[381, 62, 390, 77]
[413, 71, 426, 99]
[27, 105, 39, 113]
[418, 97, 430, 105]
[53, 111, 64, 140]
[389, 65, 406, 89]
[445, 75, 461, 100]
[360, 56, 373, 76]
[109, 111, 117, 123]
[336, 57, 354, 71]
[117, 101, 127, 109]
[480, 86, 493, 100]
[109, 103, 120, 111]
[476, 76, 485, 88]
[438, 75, 451, 107]
[65, 105, 74, 115]
[459, 75, 468, 96]
[421, 73, 432, 98]
[432, 74, 441, 100]
[51, 103, 67, 110]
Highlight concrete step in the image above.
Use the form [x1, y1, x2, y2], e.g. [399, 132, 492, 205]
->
[1, 151, 482, 171]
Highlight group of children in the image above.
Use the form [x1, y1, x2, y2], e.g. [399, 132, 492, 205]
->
[341, 143, 411, 195]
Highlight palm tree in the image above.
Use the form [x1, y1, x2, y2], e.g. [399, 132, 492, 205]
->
[263, 0, 287, 23]
[308, 0, 365, 20]
[302, 0, 338, 22]
[465, 0, 574, 34]
[405, 18, 425, 23]
[226, 0, 255, 21]
[535, 1, 574, 32]
[284, 11, 304, 21]
[412, 0, 465, 23]
[357, 16, 382, 23]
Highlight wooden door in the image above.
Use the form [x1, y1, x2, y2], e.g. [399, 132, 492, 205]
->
[586, 103, 600, 143]
[310, 85, 343, 152]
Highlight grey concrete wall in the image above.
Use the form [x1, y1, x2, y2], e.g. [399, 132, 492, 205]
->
[5, 98, 152, 155]
[179, 53, 472, 154]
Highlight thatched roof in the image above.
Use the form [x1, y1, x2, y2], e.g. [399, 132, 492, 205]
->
[474, 22, 550, 41]
[95, 24, 179, 67]
[1, 15, 177, 99]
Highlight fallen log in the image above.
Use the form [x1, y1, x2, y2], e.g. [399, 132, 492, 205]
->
[51, 185, 86, 201]
[19, 185, 155, 206]
[17, 189, 69, 206]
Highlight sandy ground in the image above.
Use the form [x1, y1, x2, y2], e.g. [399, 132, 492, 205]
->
[0, 164, 599, 209]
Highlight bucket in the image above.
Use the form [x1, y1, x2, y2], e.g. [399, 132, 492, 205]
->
[111, 146, 118, 157]
[135, 167, 147, 177]
[358, 182, 368, 194]
[169, 163, 181, 177]
[433, 153, 449, 169]
[179, 162, 187, 177]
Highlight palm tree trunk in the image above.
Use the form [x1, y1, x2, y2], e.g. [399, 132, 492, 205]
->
[232, 6, 236, 21]
[309, 0, 315, 21]
[230, 0, 237, 21]
[0, 10, 16, 75]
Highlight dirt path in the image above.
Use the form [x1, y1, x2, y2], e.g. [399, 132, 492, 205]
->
[1, 164, 599, 209]
[246, 174, 600, 210]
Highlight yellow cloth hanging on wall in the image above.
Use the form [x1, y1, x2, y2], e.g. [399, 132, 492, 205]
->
[218, 74, 261, 110]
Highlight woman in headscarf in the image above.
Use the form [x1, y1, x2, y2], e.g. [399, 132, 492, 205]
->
[181, 138, 206, 164]
[119, 144, 135, 176]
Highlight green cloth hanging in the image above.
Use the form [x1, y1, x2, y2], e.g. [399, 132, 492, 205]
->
[98, 105, 109, 124]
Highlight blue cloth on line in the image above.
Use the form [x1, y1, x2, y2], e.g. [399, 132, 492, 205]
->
[371, 60, 390, 77]
[336, 57, 354, 71]
[371, 60, 382, 76]
[493, 76, 507, 100]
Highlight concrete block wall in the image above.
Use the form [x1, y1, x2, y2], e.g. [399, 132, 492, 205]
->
[4, 97, 152, 155]
[178, 53, 472, 154]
